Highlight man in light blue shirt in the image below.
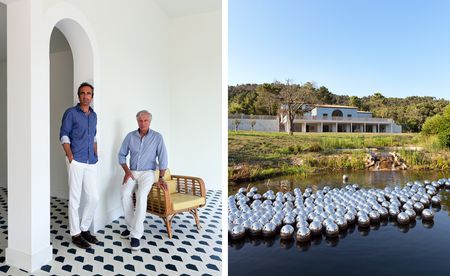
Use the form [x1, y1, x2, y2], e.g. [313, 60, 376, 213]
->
[118, 110, 168, 250]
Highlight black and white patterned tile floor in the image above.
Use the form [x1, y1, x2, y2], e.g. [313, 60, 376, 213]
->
[0, 187, 222, 275]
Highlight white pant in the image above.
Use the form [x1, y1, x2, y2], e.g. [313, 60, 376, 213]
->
[121, 170, 154, 239]
[66, 159, 98, 236]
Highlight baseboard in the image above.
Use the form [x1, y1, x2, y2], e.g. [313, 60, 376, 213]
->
[6, 245, 53, 272]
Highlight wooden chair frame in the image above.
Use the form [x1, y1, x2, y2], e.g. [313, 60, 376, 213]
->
[146, 174, 206, 238]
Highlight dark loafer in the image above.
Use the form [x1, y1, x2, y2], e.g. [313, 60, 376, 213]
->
[72, 235, 91, 249]
[81, 231, 99, 244]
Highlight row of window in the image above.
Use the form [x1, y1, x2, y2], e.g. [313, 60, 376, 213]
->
[322, 113, 352, 118]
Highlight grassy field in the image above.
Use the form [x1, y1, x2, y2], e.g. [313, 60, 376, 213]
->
[228, 131, 450, 183]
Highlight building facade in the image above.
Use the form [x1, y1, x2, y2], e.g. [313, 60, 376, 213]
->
[281, 104, 402, 133]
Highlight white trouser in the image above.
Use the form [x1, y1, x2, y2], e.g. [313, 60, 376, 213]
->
[66, 159, 98, 236]
[121, 170, 154, 239]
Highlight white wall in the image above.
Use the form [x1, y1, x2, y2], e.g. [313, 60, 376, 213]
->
[0, 61, 6, 188]
[6, 0, 221, 234]
[228, 118, 279, 132]
[169, 10, 222, 190]
[49, 41, 73, 199]
[44, 0, 172, 230]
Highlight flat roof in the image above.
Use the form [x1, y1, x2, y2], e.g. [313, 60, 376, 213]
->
[313, 104, 358, 109]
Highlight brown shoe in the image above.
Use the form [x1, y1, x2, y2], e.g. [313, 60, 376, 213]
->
[81, 231, 99, 244]
[72, 235, 91, 249]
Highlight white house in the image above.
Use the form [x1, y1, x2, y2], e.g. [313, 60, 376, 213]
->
[281, 104, 402, 133]
[0, 0, 222, 272]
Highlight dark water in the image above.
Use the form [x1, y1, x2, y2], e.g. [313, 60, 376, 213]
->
[228, 171, 450, 276]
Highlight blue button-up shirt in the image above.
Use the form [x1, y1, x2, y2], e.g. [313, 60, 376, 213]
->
[59, 104, 98, 164]
[118, 129, 168, 171]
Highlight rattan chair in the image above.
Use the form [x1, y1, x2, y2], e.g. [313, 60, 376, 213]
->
[146, 169, 206, 238]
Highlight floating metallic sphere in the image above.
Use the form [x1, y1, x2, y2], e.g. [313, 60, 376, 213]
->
[262, 222, 277, 237]
[280, 225, 295, 239]
[283, 215, 296, 226]
[266, 194, 276, 201]
[378, 207, 388, 219]
[253, 194, 262, 201]
[238, 187, 247, 194]
[422, 209, 434, 221]
[413, 202, 424, 213]
[402, 203, 413, 211]
[296, 226, 311, 242]
[325, 222, 339, 237]
[420, 197, 430, 207]
[389, 207, 400, 218]
[296, 220, 309, 229]
[369, 211, 380, 223]
[405, 209, 416, 221]
[445, 181, 450, 189]
[357, 214, 370, 228]
[230, 225, 245, 240]
[344, 212, 356, 224]
[335, 217, 348, 230]
[431, 195, 441, 205]
[242, 219, 253, 232]
[309, 221, 322, 236]
[322, 218, 334, 228]
[249, 221, 263, 236]
[397, 212, 409, 225]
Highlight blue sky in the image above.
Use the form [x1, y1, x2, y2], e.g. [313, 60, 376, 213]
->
[229, 0, 450, 100]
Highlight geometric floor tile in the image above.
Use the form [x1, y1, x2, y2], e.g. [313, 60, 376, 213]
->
[0, 187, 222, 275]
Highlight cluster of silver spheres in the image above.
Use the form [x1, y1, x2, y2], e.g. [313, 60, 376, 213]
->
[229, 178, 449, 241]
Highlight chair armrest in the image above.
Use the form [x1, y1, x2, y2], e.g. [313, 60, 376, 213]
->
[171, 175, 206, 198]
[147, 183, 173, 215]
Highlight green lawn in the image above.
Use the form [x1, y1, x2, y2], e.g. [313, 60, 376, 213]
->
[228, 131, 450, 183]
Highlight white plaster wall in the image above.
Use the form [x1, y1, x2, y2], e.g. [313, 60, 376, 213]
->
[0, 61, 6, 188]
[227, 119, 279, 132]
[169, 10, 221, 190]
[42, 0, 171, 230]
[49, 49, 73, 199]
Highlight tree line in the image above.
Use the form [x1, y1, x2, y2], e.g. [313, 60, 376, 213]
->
[228, 81, 449, 133]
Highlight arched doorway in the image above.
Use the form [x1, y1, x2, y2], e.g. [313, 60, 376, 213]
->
[4, 1, 98, 269]
[49, 27, 73, 199]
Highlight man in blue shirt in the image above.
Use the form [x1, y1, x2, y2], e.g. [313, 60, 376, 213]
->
[60, 82, 99, 249]
[118, 110, 168, 250]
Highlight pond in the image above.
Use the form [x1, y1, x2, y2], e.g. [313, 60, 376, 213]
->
[228, 170, 450, 276]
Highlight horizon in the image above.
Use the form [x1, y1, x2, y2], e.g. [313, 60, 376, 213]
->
[229, 0, 450, 101]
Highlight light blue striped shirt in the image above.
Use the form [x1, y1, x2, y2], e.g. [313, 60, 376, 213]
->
[118, 129, 168, 171]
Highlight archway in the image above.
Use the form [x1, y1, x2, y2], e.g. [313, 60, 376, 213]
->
[4, 1, 98, 270]
[49, 27, 73, 199]
[332, 109, 343, 117]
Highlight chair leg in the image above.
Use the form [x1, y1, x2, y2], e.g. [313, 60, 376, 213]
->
[163, 217, 173, 239]
[192, 209, 201, 230]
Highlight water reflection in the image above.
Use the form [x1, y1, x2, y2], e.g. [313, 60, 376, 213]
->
[229, 170, 448, 195]
[280, 238, 294, 249]
[229, 174, 450, 276]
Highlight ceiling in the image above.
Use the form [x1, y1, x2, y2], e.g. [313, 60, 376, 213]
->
[0, 0, 221, 62]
